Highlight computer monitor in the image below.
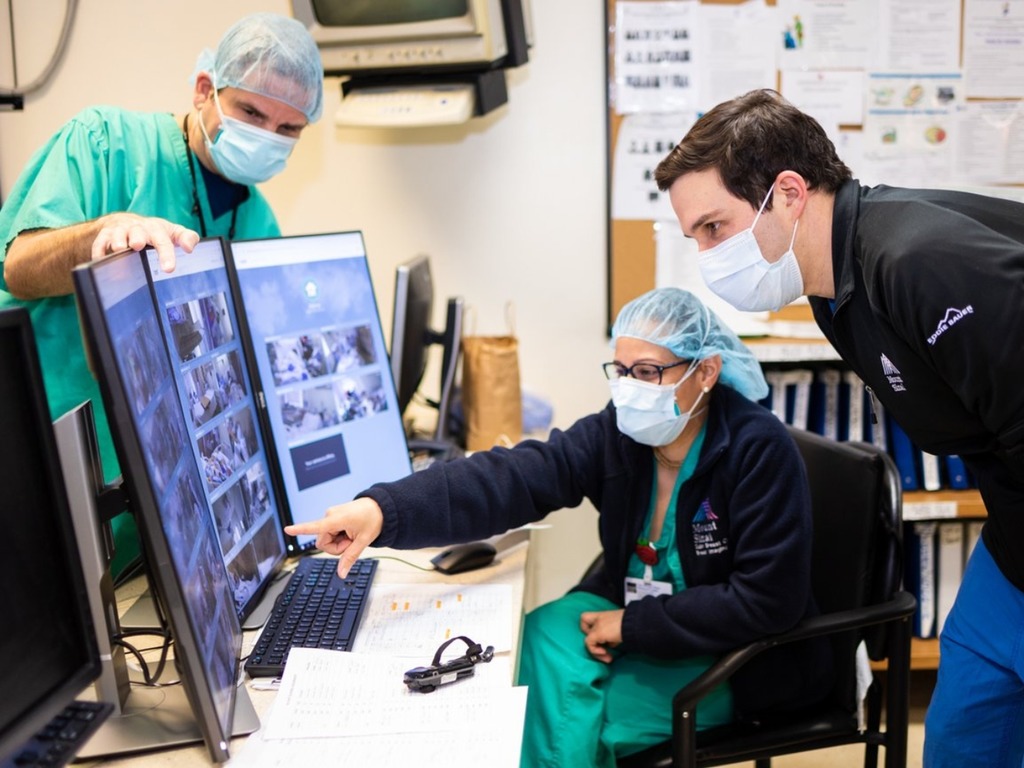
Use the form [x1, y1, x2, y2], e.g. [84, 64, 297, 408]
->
[73, 250, 244, 763]
[390, 254, 464, 446]
[228, 232, 413, 553]
[0, 308, 103, 763]
[141, 239, 289, 624]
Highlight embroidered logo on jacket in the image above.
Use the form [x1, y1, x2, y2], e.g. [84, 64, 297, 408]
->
[880, 354, 906, 393]
[926, 305, 974, 346]
[692, 500, 728, 556]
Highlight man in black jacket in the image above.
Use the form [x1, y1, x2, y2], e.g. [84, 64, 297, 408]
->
[654, 87, 1024, 768]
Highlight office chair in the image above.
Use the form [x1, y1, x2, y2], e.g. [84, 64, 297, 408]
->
[614, 426, 916, 768]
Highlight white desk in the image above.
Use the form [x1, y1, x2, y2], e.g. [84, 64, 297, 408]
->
[79, 534, 529, 766]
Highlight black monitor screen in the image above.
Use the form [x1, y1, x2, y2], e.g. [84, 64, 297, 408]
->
[142, 240, 288, 620]
[391, 253, 433, 416]
[228, 232, 412, 552]
[73, 251, 240, 763]
[0, 308, 101, 762]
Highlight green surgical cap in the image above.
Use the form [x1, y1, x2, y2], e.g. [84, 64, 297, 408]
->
[202, 12, 324, 123]
[611, 287, 769, 402]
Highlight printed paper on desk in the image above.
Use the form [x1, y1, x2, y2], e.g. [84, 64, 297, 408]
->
[232, 685, 527, 768]
[353, 583, 514, 657]
[262, 648, 515, 740]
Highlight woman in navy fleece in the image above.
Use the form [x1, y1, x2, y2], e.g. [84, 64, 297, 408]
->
[286, 287, 831, 768]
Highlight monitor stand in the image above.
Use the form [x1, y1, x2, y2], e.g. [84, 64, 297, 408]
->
[76, 673, 259, 760]
[121, 576, 289, 632]
[54, 402, 261, 760]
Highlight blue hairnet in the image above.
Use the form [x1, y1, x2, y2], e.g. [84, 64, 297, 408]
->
[611, 287, 769, 402]
[198, 12, 324, 123]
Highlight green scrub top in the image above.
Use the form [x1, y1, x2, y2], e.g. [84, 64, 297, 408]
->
[0, 106, 280, 575]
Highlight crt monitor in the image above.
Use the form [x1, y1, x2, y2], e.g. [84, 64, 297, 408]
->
[73, 250, 242, 764]
[390, 254, 464, 445]
[292, 0, 531, 77]
[0, 308, 104, 763]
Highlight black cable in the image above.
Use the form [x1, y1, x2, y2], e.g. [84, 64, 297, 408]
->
[7, 0, 17, 88]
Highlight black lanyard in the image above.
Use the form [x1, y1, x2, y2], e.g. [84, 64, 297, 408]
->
[182, 113, 238, 240]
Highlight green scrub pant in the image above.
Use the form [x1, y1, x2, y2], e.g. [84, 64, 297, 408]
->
[516, 591, 733, 768]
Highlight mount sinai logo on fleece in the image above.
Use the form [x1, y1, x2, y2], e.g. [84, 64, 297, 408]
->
[692, 500, 728, 556]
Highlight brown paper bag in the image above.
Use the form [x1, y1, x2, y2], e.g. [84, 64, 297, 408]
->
[460, 306, 522, 451]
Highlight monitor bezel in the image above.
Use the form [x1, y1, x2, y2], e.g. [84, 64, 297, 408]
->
[73, 250, 240, 764]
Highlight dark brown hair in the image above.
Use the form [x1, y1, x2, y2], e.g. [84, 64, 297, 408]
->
[654, 89, 851, 209]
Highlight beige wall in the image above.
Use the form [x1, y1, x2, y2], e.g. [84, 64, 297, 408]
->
[0, 0, 613, 608]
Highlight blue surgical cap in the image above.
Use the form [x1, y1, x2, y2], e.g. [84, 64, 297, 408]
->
[611, 287, 769, 402]
[199, 12, 324, 123]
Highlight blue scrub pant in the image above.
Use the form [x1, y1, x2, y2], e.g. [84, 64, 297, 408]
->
[924, 538, 1024, 767]
[516, 591, 732, 768]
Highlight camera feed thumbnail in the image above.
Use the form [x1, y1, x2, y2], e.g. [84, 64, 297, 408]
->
[267, 325, 376, 386]
[198, 408, 259, 492]
[279, 371, 389, 439]
[183, 350, 247, 429]
[166, 293, 235, 362]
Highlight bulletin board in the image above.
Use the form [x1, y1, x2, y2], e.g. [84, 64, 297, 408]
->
[606, 0, 1024, 329]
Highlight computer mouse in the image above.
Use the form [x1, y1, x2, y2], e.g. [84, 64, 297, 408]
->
[430, 541, 498, 575]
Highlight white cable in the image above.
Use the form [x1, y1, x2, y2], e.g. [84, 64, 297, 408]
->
[0, 0, 79, 97]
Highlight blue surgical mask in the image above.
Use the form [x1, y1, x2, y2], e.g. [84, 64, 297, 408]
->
[609, 362, 706, 446]
[698, 185, 803, 312]
[199, 87, 297, 186]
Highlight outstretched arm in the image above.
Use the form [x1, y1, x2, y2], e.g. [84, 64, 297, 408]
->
[284, 497, 385, 578]
[4, 214, 200, 299]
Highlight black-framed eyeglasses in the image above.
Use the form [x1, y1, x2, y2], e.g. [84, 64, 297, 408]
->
[603, 359, 691, 385]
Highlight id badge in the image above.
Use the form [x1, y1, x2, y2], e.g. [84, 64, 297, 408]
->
[624, 576, 673, 605]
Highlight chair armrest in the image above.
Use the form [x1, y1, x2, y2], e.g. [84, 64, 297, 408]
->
[672, 590, 916, 713]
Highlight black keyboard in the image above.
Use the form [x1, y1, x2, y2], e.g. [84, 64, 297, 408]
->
[3, 700, 113, 768]
[244, 557, 378, 678]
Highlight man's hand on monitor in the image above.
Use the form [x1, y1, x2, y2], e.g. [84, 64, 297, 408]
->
[91, 213, 200, 272]
[284, 497, 384, 577]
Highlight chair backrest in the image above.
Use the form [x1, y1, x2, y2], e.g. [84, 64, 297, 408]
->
[786, 426, 903, 713]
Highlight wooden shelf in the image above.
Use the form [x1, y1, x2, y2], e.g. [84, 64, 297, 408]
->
[903, 489, 987, 520]
[871, 638, 940, 672]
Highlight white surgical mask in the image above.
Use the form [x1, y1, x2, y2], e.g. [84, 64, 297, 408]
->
[200, 86, 297, 186]
[609, 363, 706, 446]
[698, 185, 803, 312]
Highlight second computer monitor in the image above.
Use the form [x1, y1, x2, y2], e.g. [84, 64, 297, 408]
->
[73, 250, 242, 764]
[0, 308, 103, 764]
[390, 254, 463, 444]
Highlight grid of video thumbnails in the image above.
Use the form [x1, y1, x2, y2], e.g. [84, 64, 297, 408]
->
[113, 285, 238, 705]
[265, 322, 390, 490]
[160, 288, 282, 616]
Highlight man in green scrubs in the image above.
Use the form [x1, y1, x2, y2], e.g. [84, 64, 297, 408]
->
[0, 12, 323, 577]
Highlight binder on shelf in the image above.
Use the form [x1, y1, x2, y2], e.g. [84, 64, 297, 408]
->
[812, 368, 841, 440]
[889, 418, 920, 491]
[921, 451, 942, 491]
[787, 369, 813, 431]
[905, 521, 938, 639]
[765, 370, 788, 424]
[936, 522, 964, 635]
[945, 454, 970, 489]
[843, 371, 865, 443]
[965, 520, 985, 563]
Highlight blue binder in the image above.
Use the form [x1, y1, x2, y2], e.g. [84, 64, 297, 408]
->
[888, 417, 920, 491]
[945, 454, 970, 489]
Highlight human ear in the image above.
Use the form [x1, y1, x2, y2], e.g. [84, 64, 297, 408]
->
[192, 72, 215, 110]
